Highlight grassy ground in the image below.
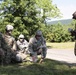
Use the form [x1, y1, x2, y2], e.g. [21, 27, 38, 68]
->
[46, 42, 75, 49]
[0, 42, 76, 75]
[0, 59, 76, 75]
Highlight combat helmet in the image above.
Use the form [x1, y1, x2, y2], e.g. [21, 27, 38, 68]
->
[18, 34, 24, 39]
[36, 30, 42, 36]
[6, 24, 14, 31]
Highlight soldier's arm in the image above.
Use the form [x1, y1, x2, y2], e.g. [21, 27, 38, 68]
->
[28, 38, 34, 53]
[41, 36, 47, 48]
[12, 38, 17, 51]
[1, 34, 11, 51]
[24, 40, 29, 47]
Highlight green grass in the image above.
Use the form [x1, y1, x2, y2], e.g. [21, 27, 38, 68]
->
[46, 42, 75, 49]
[0, 59, 76, 75]
[0, 42, 76, 75]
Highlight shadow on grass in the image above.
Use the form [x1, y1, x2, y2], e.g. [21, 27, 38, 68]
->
[0, 59, 76, 75]
[47, 46, 52, 48]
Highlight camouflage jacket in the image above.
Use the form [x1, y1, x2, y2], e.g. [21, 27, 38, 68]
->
[3, 34, 17, 51]
[17, 39, 28, 50]
[0, 33, 11, 52]
[28, 36, 46, 52]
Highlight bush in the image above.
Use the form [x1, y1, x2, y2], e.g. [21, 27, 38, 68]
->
[42, 23, 74, 42]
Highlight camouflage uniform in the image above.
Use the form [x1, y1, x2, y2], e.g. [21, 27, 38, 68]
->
[3, 34, 17, 51]
[0, 32, 12, 65]
[28, 30, 47, 62]
[3, 25, 17, 63]
[17, 40, 28, 52]
[16, 34, 28, 61]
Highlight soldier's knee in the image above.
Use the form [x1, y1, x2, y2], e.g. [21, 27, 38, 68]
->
[42, 47, 47, 51]
[15, 54, 22, 62]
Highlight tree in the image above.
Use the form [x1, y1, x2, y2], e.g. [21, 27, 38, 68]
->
[0, 0, 42, 40]
[0, 0, 61, 40]
[35, 0, 61, 23]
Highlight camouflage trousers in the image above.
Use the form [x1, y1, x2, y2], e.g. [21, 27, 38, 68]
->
[0, 48, 12, 65]
[0, 49, 4, 65]
[29, 47, 47, 62]
[15, 51, 27, 62]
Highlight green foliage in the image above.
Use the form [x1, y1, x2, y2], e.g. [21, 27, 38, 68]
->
[0, 0, 42, 40]
[41, 21, 75, 42]
[47, 19, 73, 25]
[0, 0, 63, 41]
[35, 0, 61, 23]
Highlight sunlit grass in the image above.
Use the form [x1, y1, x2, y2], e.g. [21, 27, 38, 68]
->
[46, 42, 75, 49]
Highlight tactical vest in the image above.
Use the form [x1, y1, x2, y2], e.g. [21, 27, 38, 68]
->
[32, 38, 42, 52]
[3, 34, 14, 48]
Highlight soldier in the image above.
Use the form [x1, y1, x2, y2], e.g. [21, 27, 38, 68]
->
[28, 30, 47, 63]
[3, 24, 18, 63]
[16, 34, 28, 62]
[3, 25, 17, 51]
[72, 11, 76, 56]
[17, 34, 28, 52]
[0, 32, 12, 65]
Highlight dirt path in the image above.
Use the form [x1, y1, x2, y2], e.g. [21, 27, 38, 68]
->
[46, 48, 76, 63]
